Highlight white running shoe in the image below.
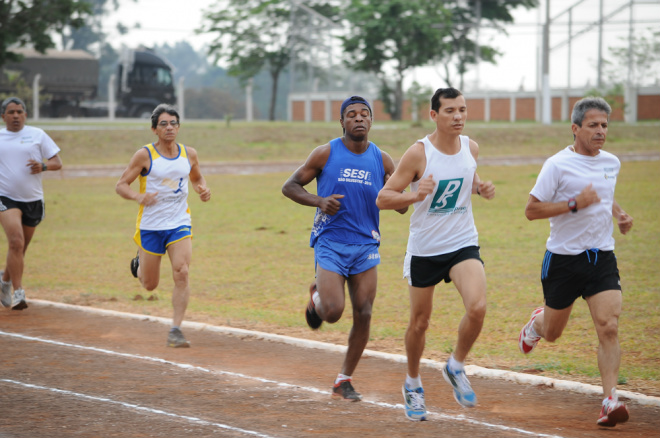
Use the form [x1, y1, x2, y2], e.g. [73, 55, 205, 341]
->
[0, 270, 11, 308]
[597, 388, 629, 427]
[11, 288, 27, 311]
[519, 306, 544, 354]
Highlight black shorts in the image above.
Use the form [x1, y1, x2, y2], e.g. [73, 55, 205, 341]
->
[404, 246, 483, 288]
[541, 249, 621, 310]
[0, 196, 45, 227]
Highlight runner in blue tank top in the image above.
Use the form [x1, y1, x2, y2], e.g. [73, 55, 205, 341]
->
[282, 96, 407, 402]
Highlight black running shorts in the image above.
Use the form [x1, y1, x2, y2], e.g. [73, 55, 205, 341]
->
[541, 249, 621, 310]
[405, 245, 483, 288]
[0, 196, 45, 227]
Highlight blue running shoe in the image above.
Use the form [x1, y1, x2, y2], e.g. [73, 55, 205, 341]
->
[402, 385, 427, 421]
[442, 363, 476, 407]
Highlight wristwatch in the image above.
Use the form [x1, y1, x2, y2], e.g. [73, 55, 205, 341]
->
[568, 198, 578, 213]
[42, 162, 47, 172]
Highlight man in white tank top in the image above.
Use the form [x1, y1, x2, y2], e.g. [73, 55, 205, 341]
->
[518, 97, 633, 427]
[116, 104, 211, 348]
[377, 88, 495, 420]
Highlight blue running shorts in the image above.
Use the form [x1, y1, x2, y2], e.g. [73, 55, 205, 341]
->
[134, 225, 193, 255]
[313, 237, 380, 277]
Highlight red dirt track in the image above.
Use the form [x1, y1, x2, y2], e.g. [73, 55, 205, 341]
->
[1, 301, 659, 438]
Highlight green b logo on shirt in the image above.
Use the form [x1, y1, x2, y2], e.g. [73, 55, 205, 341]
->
[429, 178, 463, 213]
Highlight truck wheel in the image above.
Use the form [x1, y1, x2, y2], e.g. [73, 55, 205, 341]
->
[137, 107, 153, 119]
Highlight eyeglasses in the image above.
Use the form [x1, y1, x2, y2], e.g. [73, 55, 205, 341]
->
[158, 120, 180, 127]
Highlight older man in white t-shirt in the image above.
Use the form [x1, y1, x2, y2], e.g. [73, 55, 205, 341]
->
[518, 97, 633, 428]
[0, 97, 63, 310]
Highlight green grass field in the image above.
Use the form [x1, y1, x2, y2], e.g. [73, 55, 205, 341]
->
[5, 119, 660, 394]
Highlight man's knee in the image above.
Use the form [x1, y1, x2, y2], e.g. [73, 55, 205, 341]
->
[544, 327, 563, 343]
[323, 302, 345, 323]
[172, 263, 190, 284]
[596, 318, 619, 342]
[409, 314, 430, 335]
[466, 297, 487, 322]
[6, 234, 25, 253]
[141, 278, 159, 291]
[353, 305, 373, 326]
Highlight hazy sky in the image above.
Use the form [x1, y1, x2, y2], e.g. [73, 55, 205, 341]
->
[105, 0, 660, 93]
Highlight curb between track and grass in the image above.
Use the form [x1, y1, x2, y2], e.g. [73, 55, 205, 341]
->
[29, 299, 660, 408]
[30, 300, 660, 407]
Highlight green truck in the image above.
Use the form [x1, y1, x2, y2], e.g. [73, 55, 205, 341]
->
[1, 48, 176, 118]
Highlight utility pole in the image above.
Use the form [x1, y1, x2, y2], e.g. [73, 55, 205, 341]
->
[474, 0, 482, 90]
[597, 0, 604, 88]
[542, 0, 551, 125]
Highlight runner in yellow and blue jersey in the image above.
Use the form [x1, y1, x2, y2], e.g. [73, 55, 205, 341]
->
[116, 104, 211, 348]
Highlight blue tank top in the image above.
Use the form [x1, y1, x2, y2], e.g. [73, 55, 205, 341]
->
[310, 137, 385, 247]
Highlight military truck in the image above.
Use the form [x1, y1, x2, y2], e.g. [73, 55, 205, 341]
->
[0, 48, 176, 118]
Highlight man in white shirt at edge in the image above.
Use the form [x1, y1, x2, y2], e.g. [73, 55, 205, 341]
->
[0, 97, 63, 310]
[518, 96, 633, 428]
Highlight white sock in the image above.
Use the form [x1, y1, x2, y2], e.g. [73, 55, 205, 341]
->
[335, 373, 351, 384]
[312, 291, 321, 308]
[528, 324, 539, 339]
[405, 374, 422, 389]
[447, 355, 465, 373]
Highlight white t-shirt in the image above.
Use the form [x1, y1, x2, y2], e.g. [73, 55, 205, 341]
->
[530, 146, 620, 255]
[0, 125, 61, 202]
[406, 135, 479, 256]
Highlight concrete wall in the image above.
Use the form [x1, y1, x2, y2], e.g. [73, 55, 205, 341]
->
[289, 87, 660, 123]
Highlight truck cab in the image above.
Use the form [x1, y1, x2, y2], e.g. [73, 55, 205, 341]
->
[116, 49, 176, 118]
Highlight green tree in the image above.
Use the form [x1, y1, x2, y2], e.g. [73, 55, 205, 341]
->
[605, 28, 660, 88]
[199, 0, 337, 121]
[0, 0, 91, 68]
[407, 80, 433, 126]
[435, 0, 537, 89]
[0, 70, 34, 111]
[341, 0, 452, 120]
[60, 0, 135, 53]
[341, 0, 537, 120]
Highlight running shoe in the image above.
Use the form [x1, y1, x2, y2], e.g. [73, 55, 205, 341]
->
[305, 282, 322, 330]
[130, 251, 139, 278]
[402, 385, 427, 421]
[519, 306, 544, 354]
[0, 270, 11, 308]
[442, 363, 476, 407]
[332, 379, 362, 402]
[166, 328, 190, 348]
[597, 388, 629, 427]
[11, 288, 27, 311]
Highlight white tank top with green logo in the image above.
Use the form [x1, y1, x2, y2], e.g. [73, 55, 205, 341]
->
[406, 135, 479, 256]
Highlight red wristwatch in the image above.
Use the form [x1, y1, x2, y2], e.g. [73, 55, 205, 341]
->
[568, 198, 578, 213]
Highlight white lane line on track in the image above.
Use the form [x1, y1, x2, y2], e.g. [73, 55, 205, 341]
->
[0, 330, 565, 438]
[0, 379, 280, 438]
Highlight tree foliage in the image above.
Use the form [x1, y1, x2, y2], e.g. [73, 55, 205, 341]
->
[59, 0, 134, 53]
[342, 0, 452, 120]
[0, 0, 91, 68]
[341, 0, 537, 120]
[199, 0, 338, 121]
[436, 0, 537, 90]
[605, 28, 660, 88]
